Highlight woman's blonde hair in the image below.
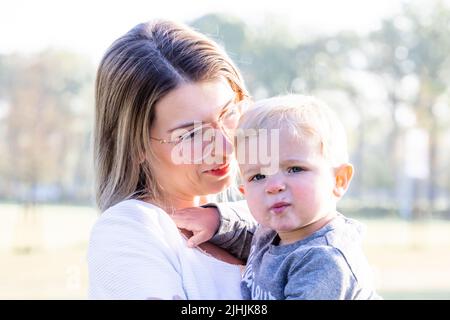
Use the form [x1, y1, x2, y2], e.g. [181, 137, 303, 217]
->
[95, 20, 247, 212]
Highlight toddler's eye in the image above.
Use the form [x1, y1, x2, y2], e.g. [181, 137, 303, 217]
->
[288, 166, 305, 173]
[249, 173, 266, 182]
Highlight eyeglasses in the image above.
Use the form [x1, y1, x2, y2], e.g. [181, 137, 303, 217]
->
[150, 95, 252, 146]
[150, 95, 252, 163]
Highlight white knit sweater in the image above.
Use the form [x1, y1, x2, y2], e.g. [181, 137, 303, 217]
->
[88, 199, 242, 299]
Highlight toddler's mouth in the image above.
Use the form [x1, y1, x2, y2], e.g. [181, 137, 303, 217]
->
[269, 202, 291, 214]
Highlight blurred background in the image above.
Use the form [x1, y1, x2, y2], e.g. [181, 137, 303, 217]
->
[1, 0, 450, 299]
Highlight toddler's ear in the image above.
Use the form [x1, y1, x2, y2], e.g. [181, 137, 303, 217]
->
[238, 184, 245, 195]
[333, 164, 354, 198]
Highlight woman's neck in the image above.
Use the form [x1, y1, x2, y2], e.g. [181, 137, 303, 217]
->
[152, 194, 211, 213]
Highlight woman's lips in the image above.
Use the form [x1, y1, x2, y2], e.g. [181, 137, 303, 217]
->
[204, 163, 231, 177]
[269, 202, 291, 214]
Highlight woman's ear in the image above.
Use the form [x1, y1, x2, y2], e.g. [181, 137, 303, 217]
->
[238, 184, 245, 195]
[333, 163, 354, 198]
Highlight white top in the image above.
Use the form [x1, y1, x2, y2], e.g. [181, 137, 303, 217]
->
[87, 199, 243, 299]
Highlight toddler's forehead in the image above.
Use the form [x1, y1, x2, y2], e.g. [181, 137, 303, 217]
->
[236, 129, 325, 170]
[238, 127, 321, 148]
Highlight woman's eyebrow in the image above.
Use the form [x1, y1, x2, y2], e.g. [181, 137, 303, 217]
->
[167, 121, 197, 133]
[167, 96, 235, 133]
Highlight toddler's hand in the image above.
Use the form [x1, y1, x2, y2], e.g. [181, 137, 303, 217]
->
[171, 206, 220, 247]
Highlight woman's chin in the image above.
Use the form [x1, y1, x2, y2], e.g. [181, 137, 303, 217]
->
[202, 176, 233, 195]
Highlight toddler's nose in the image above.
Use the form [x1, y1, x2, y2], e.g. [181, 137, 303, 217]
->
[265, 178, 286, 194]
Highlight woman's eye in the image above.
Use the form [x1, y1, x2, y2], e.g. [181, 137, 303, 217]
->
[180, 128, 199, 141]
[188, 130, 197, 139]
[250, 173, 266, 182]
[288, 166, 304, 173]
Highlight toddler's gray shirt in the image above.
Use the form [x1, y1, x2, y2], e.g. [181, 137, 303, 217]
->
[240, 215, 380, 300]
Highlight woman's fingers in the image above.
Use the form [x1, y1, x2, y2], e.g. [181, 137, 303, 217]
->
[170, 206, 221, 247]
[187, 230, 209, 247]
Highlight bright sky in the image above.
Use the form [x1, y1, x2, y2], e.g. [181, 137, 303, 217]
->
[0, 0, 441, 63]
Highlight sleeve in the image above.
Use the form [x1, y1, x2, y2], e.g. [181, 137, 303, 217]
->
[284, 247, 357, 300]
[88, 215, 186, 300]
[202, 200, 257, 262]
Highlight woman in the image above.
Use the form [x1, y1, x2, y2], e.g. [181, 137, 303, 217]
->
[88, 20, 254, 299]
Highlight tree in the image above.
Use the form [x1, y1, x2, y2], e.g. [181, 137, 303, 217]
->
[367, 1, 450, 217]
[2, 50, 94, 205]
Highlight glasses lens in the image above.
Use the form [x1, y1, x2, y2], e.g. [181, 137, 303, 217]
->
[221, 105, 239, 129]
[179, 126, 203, 143]
[175, 125, 215, 163]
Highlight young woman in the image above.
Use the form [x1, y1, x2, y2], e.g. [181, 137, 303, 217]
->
[89, 20, 254, 299]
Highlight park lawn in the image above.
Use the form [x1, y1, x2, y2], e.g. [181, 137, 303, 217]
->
[1, 204, 450, 299]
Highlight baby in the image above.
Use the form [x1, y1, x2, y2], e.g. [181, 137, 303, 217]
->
[174, 94, 380, 299]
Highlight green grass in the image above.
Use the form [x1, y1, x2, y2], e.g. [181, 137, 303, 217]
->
[1, 204, 450, 299]
[379, 290, 450, 300]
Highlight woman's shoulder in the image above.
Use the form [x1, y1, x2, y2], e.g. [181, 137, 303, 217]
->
[87, 199, 185, 298]
[99, 199, 170, 227]
[89, 199, 176, 247]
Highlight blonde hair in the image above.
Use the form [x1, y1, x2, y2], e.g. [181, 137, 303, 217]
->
[237, 94, 349, 166]
[95, 20, 247, 212]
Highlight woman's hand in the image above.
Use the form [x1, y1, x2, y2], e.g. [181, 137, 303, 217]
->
[171, 207, 220, 247]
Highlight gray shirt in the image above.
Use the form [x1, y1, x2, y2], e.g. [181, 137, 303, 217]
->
[240, 215, 380, 300]
[205, 200, 257, 262]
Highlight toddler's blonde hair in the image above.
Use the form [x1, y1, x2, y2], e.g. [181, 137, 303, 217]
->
[237, 94, 349, 167]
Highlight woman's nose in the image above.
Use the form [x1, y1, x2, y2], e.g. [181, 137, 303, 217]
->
[207, 128, 233, 163]
[265, 177, 286, 194]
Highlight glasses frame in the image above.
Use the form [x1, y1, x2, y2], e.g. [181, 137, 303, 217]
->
[150, 94, 252, 145]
